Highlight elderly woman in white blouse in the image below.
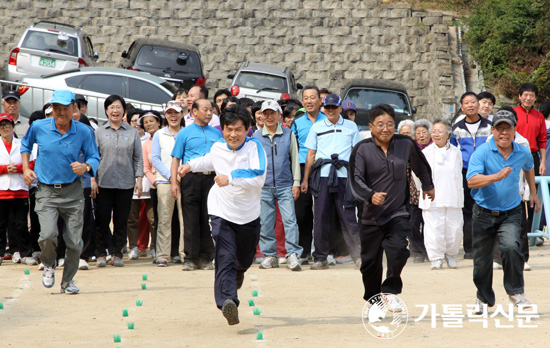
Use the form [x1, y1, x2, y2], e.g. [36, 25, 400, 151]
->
[419, 119, 464, 270]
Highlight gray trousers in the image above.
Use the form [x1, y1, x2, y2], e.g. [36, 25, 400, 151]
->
[35, 180, 84, 287]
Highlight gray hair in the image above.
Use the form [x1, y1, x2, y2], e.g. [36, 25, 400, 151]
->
[397, 119, 415, 133]
[414, 118, 432, 133]
[432, 118, 452, 133]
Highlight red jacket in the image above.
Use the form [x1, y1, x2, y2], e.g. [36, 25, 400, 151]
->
[514, 105, 547, 152]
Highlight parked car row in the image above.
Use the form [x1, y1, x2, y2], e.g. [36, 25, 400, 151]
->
[4, 21, 416, 130]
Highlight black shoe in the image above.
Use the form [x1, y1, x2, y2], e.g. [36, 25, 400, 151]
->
[310, 260, 329, 270]
[464, 252, 473, 260]
[222, 299, 239, 325]
[237, 272, 244, 289]
[413, 256, 425, 263]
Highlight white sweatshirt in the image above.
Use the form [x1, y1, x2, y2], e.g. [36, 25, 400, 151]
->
[188, 137, 267, 225]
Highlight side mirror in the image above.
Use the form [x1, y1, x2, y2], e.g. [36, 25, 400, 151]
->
[227, 73, 235, 79]
[412, 107, 417, 114]
[93, 51, 99, 60]
[297, 83, 303, 90]
[121, 51, 127, 58]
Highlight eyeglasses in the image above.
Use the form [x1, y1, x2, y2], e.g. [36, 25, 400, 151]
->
[130, 119, 138, 124]
[0, 123, 13, 129]
[107, 105, 123, 111]
[167, 101, 182, 108]
[372, 122, 395, 130]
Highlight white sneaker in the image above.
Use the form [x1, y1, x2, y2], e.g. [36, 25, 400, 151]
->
[58, 258, 65, 268]
[278, 257, 287, 265]
[473, 297, 489, 315]
[129, 247, 139, 260]
[259, 256, 279, 269]
[384, 294, 403, 312]
[12, 252, 21, 264]
[286, 253, 302, 271]
[38, 263, 45, 270]
[78, 259, 90, 270]
[524, 263, 532, 271]
[327, 254, 336, 266]
[430, 259, 443, 270]
[445, 254, 458, 269]
[509, 293, 532, 308]
[23, 257, 38, 265]
[493, 262, 503, 270]
[42, 266, 55, 288]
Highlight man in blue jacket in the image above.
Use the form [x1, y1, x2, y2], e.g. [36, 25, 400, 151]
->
[253, 100, 303, 271]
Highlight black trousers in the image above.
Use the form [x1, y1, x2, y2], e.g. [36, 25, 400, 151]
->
[494, 202, 529, 263]
[0, 198, 31, 257]
[408, 204, 427, 258]
[359, 217, 411, 301]
[181, 173, 215, 263]
[211, 216, 260, 309]
[295, 164, 313, 257]
[94, 187, 133, 258]
[462, 168, 474, 254]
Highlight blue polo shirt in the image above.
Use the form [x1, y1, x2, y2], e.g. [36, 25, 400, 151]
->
[291, 111, 326, 163]
[21, 118, 100, 185]
[304, 116, 361, 178]
[466, 138, 533, 211]
[171, 122, 222, 164]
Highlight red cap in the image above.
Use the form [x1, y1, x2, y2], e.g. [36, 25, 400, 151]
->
[0, 113, 14, 124]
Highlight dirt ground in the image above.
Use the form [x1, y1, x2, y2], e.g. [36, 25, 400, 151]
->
[1, 244, 549, 348]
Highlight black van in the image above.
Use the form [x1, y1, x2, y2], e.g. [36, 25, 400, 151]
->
[119, 38, 205, 90]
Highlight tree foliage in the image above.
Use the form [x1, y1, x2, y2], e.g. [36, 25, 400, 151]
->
[463, 0, 550, 101]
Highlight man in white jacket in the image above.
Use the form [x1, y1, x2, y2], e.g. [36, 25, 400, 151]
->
[178, 105, 267, 326]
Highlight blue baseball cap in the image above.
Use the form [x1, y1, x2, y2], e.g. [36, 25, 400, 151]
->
[342, 100, 356, 111]
[323, 93, 342, 107]
[51, 90, 75, 105]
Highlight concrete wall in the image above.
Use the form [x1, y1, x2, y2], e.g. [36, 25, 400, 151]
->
[0, 0, 465, 119]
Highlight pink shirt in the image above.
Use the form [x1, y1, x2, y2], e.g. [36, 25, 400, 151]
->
[142, 138, 156, 184]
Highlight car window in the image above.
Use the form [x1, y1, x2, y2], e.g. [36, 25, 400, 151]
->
[135, 46, 201, 73]
[344, 88, 411, 130]
[21, 30, 79, 57]
[85, 37, 94, 57]
[235, 72, 287, 92]
[65, 75, 84, 88]
[80, 74, 124, 95]
[128, 78, 171, 104]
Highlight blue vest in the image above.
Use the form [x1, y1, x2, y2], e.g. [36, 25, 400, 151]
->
[253, 127, 293, 188]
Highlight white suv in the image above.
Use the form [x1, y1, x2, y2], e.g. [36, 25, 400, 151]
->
[5, 21, 98, 82]
[227, 62, 302, 102]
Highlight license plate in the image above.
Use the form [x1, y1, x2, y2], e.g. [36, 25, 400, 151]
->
[39, 57, 56, 68]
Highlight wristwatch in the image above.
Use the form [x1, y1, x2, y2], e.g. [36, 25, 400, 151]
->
[86, 163, 91, 172]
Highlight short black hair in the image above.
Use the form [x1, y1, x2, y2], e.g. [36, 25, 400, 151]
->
[460, 92, 478, 104]
[519, 83, 538, 97]
[238, 97, 254, 108]
[477, 91, 496, 104]
[211, 101, 220, 116]
[221, 96, 239, 112]
[191, 98, 210, 112]
[367, 104, 395, 123]
[319, 88, 331, 95]
[251, 101, 262, 120]
[104, 94, 126, 111]
[172, 87, 188, 101]
[194, 85, 209, 99]
[29, 110, 45, 125]
[220, 104, 251, 130]
[214, 89, 231, 102]
[539, 101, 550, 119]
[302, 85, 320, 98]
[126, 108, 142, 123]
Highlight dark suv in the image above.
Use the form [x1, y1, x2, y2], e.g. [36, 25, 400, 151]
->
[341, 79, 416, 138]
[119, 38, 205, 90]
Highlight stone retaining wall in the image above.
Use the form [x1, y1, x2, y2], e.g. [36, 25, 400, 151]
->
[0, 0, 465, 119]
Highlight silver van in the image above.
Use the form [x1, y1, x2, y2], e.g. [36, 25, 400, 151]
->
[5, 21, 98, 82]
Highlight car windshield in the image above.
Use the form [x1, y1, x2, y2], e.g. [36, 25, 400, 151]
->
[235, 72, 287, 93]
[344, 88, 411, 130]
[135, 46, 201, 73]
[22, 30, 78, 57]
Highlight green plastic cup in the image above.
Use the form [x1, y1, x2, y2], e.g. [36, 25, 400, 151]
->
[24, 269, 30, 275]
[257, 331, 263, 340]
[113, 334, 121, 343]
[252, 289, 258, 297]
[136, 300, 143, 306]
[141, 283, 147, 290]
[253, 308, 262, 315]
[128, 322, 134, 330]
[248, 299, 255, 307]
[0, 302, 4, 309]
[142, 274, 148, 281]
[122, 309, 128, 317]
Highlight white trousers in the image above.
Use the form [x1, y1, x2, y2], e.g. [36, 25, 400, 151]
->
[422, 207, 463, 261]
